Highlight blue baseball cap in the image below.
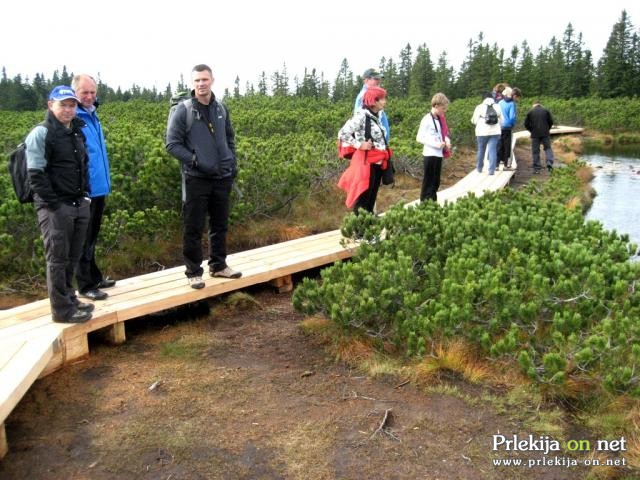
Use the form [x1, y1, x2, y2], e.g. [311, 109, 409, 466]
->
[49, 85, 79, 102]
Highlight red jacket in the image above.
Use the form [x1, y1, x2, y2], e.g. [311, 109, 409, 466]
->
[337, 148, 390, 208]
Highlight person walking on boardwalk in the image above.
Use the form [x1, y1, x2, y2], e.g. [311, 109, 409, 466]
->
[338, 86, 391, 214]
[524, 101, 555, 174]
[471, 92, 503, 175]
[166, 64, 241, 289]
[26, 86, 93, 323]
[72, 74, 115, 301]
[497, 87, 522, 170]
[416, 92, 451, 202]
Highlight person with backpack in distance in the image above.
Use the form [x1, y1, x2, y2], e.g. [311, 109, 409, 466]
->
[337, 86, 391, 214]
[166, 64, 241, 289]
[72, 74, 115, 301]
[471, 91, 503, 175]
[416, 92, 452, 202]
[25, 86, 93, 323]
[497, 86, 522, 170]
[354, 68, 390, 142]
[524, 101, 555, 174]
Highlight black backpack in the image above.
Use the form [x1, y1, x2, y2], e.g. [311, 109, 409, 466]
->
[8, 123, 54, 204]
[485, 103, 499, 125]
[8, 142, 33, 203]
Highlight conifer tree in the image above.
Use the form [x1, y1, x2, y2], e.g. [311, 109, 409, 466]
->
[595, 10, 637, 97]
[408, 44, 435, 100]
[433, 52, 455, 98]
[398, 43, 413, 97]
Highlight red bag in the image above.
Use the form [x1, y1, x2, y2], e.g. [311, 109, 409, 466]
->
[337, 139, 357, 160]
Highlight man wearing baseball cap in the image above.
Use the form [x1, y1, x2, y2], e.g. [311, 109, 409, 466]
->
[354, 68, 390, 142]
[25, 85, 93, 323]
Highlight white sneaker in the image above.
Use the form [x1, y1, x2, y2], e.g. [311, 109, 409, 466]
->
[211, 266, 242, 279]
[188, 276, 205, 289]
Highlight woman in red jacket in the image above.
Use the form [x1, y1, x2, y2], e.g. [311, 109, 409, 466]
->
[337, 86, 391, 214]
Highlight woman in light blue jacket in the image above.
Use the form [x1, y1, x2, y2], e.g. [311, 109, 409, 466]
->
[497, 87, 522, 170]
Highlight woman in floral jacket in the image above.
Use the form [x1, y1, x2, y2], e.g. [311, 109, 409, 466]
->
[337, 86, 390, 213]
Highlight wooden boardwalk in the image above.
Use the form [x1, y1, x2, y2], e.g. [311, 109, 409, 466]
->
[0, 126, 582, 458]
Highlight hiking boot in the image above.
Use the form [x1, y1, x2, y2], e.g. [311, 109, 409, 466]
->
[188, 276, 205, 289]
[98, 277, 116, 288]
[211, 266, 242, 279]
[76, 302, 95, 312]
[80, 289, 108, 301]
[547, 165, 553, 172]
[54, 310, 92, 324]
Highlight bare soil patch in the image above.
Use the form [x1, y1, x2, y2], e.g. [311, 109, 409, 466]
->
[1, 287, 585, 480]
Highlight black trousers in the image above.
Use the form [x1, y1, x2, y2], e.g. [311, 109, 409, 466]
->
[420, 156, 443, 202]
[76, 195, 106, 292]
[182, 175, 233, 277]
[353, 164, 383, 214]
[37, 200, 90, 321]
[497, 128, 513, 166]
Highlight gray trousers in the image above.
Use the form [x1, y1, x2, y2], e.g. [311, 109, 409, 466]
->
[531, 136, 555, 169]
[36, 199, 90, 321]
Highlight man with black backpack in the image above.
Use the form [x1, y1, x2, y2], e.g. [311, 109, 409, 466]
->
[166, 64, 241, 289]
[26, 86, 93, 323]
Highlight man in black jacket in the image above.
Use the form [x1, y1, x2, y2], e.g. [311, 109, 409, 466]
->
[524, 102, 555, 174]
[166, 64, 242, 289]
[26, 86, 93, 323]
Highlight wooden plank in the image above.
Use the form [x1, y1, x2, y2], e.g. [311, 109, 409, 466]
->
[269, 275, 293, 293]
[0, 299, 50, 322]
[0, 327, 59, 425]
[105, 323, 126, 344]
[59, 332, 89, 364]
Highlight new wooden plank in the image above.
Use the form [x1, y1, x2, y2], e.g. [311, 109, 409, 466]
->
[0, 299, 50, 323]
[0, 327, 59, 424]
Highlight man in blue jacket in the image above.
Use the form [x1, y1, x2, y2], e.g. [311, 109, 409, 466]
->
[166, 64, 241, 289]
[497, 87, 521, 170]
[72, 74, 115, 301]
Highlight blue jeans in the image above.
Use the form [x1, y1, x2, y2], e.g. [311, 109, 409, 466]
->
[476, 135, 500, 174]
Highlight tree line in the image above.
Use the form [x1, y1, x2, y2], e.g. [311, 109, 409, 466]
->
[0, 10, 637, 111]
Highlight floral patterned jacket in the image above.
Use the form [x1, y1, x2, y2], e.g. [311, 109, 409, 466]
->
[338, 108, 388, 151]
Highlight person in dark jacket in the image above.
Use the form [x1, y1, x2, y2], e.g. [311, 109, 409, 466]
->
[524, 101, 555, 173]
[26, 86, 93, 323]
[166, 64, 241, 289]
[72, 74, 115, 301]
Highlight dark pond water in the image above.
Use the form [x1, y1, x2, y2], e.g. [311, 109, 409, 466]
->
[583, 149, 640, 258]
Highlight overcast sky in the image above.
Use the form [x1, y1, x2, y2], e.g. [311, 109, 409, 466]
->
[2, 0, 638, 96]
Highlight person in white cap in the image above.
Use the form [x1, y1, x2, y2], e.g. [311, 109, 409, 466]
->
[25, 85, 93, 323]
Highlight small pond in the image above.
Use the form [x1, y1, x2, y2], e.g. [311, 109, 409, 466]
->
[583, 148, 640, 259]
